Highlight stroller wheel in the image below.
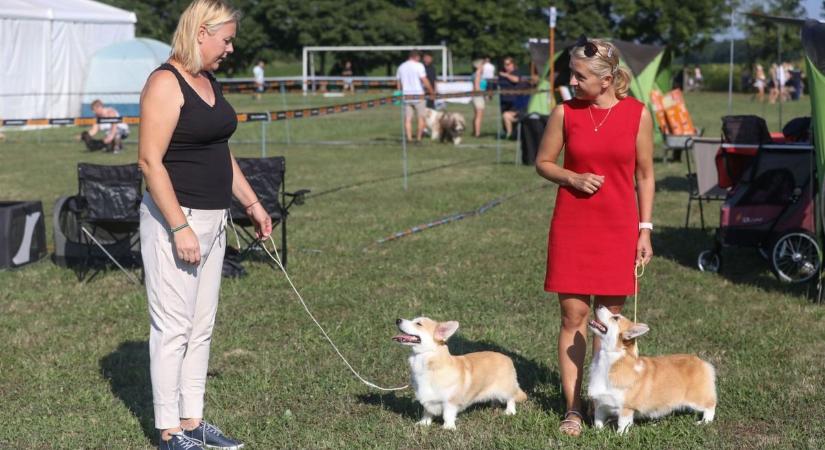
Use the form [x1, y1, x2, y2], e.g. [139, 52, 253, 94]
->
[697, 250, 722, 273]
[771, 232, 822, 284]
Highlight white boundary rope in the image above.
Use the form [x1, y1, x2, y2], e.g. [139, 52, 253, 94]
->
[227, 213, 407, 391]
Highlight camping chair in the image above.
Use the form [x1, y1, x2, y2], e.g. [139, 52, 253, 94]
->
[685, 138, 728, 229]
[228, 157, 309, 268]
[716, 115, 776, 189]
[72, 163, 143, 282]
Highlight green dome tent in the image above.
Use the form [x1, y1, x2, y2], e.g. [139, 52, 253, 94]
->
[802, 20, 825, 193]
[81, 38, 171, 117]
[802, 20, 825, 235]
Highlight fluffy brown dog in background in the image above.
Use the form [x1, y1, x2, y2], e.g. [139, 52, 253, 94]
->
[424, 109, 466, 146]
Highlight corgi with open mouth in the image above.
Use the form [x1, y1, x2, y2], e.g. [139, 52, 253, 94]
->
[587, 305, 717, 434]
[394, 317, 527, 429]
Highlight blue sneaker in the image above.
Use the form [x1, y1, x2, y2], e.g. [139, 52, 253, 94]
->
[184, 421, 244, 449]
[159, 432, 204, 450]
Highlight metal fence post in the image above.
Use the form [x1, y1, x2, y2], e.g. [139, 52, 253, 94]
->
[496, 85, 502, 164]
[400, 100, 408, 191]
[279, 82, 292, 145]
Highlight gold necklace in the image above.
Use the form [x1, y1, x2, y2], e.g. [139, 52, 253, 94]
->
[588, 101, 617, 132]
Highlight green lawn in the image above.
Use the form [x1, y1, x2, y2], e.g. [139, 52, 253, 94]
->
[1, 91, 824, 449]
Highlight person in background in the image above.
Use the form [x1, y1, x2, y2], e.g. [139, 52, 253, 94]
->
[471, 59, 487, 137]
[498, 56, 526, 139]
[787, 61, 803, 101]
[752, 63, 766, 102]
[768, 63, 780, 104]
[82, 99, 129, 153]
[138, 1, 272, 448]
[471, 56, 495, 137]
[396, 50, 434, 142]
[341, 60, 355, 93]
[482, 57, 496, 91]
[253, 59, 265, 100]
[693, 65, 703, 90]
[422, 53, 437, 109]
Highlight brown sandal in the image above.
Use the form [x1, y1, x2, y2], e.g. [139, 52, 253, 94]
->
[559, 410, 584, 437]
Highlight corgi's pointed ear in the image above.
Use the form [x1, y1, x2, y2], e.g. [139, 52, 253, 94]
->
[622, 323, 650, 340]
[435, 321, 459, 342]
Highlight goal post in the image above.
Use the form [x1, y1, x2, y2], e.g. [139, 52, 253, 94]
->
[302, 45, 452, 95]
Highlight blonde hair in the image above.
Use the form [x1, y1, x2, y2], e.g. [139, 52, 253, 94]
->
[171, 0, 241, 75]
[570, 39, 631, 99]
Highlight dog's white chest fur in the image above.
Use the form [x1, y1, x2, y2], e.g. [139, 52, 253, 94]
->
[588, 349, 626, 408]
[408, 353, 454, 403]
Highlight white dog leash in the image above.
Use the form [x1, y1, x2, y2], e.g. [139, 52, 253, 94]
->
[633, 261, 645, 323]
[633, 261, 646, 323]
[227, 215, 408, 391]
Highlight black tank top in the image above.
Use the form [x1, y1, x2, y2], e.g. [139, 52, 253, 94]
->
[154, 63, 238, 209]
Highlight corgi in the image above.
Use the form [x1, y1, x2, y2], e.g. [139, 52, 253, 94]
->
[393, 317, 527, 429]
[587, 305, 717, 434]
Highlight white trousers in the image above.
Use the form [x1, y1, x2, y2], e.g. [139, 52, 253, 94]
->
[139, 193, 227, 430]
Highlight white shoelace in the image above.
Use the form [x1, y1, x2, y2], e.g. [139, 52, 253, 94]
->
[169, 433, 202, 450]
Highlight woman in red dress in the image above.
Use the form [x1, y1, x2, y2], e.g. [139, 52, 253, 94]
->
[535, 37, 655, 437]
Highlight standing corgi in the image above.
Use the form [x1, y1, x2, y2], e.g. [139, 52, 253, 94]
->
[587, 305, 717, 434]
[393, 317, 527, 429]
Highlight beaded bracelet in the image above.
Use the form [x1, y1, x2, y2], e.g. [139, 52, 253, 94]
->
[170, 223, 190, 233]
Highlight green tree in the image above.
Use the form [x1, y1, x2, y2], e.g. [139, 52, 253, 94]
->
[416, 0, 546, 63]
[609, 0, 729, 56]
[99, 0, 188, 43]
[743, 0, 806, 63]
[260, 0, 420, 74]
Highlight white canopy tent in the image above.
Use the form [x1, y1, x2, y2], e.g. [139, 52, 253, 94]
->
[0, 0, 136, 120]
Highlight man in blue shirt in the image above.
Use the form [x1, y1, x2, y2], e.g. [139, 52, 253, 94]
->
[498, 57, 528, 139]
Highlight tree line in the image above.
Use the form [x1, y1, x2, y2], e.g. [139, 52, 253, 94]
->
[99, 0, 806, 76]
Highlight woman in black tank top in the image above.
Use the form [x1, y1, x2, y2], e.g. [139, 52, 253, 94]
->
[137, 1, 270, 448]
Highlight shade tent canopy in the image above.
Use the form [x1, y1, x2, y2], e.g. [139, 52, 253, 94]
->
[0, 0, 136, 22]
[82, 38, 171, 117]
[802, 20, 825, 210]
[0, 0, 136, 120]
[525, 39, 667, 116]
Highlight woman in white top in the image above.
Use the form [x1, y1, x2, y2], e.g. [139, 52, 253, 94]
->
[753, 64, 766, 102]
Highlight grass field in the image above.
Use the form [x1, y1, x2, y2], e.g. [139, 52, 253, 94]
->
[1, 91, 824, 449]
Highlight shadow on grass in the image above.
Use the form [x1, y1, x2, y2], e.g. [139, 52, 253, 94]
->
[655, 225, 811, 297]
[358, 335, 562, 420]
[100, 340, 155, 445]
[657, 175, 690, 193]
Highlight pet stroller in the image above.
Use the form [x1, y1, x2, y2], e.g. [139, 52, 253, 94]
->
[697, 116, 821, 283]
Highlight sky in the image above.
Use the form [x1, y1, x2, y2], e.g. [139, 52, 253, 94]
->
[720, 0, 823, 40]
[803, 0, 823, 18]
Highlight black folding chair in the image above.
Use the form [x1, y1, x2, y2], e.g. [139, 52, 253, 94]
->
[72, 163, 143, 282]
[229, 157, 309, 268]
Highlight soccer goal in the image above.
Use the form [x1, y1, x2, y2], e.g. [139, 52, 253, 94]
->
[302, 45, 453, 95]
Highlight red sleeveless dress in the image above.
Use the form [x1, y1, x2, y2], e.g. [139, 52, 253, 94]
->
[544, 97, 644, 296]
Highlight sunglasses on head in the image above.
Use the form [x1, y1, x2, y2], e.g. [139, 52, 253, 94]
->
[574, 35, 613, 58]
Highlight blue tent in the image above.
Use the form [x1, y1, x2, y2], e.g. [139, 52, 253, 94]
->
[82, 38, 171, 117]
